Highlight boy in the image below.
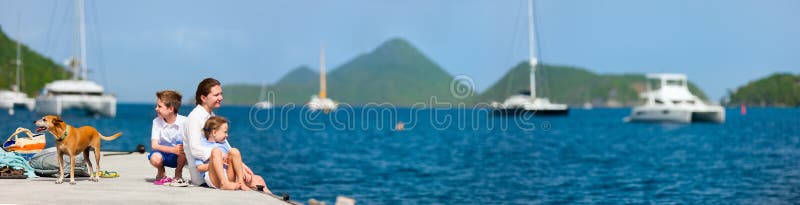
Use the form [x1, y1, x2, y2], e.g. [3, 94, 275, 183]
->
[148, 90, 189, 186]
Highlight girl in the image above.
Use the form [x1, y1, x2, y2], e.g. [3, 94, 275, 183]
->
[196, 116, 268, 191]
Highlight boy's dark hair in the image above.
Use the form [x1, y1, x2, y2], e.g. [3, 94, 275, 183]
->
[156, 90, 182, 113]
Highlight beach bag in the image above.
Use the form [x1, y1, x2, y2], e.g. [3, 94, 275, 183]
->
[2, 128, 46, 161]
[29, 147, 90, 177]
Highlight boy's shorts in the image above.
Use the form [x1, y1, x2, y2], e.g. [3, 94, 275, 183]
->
[148, 151, 179, 168]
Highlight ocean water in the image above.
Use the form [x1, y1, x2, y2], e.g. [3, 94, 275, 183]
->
[1, 105, 799, 204]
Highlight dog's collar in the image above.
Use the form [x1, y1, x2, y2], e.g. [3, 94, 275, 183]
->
[56, 126, 69, 141]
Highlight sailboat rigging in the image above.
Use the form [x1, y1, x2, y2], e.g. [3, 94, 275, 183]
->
[491, 0, 569, 116]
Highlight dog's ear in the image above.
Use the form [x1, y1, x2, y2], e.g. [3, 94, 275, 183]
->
[53, 117, 63, 125]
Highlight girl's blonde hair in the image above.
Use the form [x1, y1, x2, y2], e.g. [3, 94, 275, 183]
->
[203, 116, 228, 139]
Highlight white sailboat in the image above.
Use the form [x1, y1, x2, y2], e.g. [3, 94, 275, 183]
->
[35, 0, 116, 117]
[307, 47, 337, 113]
[492, 0, 568, 116]
[624, 73, 725, 123]
[0, 19, 35, 115]
[253, 83, 273, 109]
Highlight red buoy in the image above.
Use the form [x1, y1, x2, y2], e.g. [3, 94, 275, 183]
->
[740, 103, 747, 115]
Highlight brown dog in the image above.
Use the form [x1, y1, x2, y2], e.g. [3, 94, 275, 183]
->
[34, 115, 122, 185]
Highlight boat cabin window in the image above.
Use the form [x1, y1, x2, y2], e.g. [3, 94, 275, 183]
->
[655, 99, 664, 104]
[687, 100, 695, 104]
[666, 79, 685, 87]
[672, 100, 681, 104]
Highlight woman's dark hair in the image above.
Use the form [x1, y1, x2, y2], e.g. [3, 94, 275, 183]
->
[195, 78, 221, 105]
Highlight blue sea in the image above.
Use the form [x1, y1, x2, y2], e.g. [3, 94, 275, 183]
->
[2, 105, 799, 204]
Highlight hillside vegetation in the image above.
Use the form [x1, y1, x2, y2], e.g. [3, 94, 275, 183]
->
[0, 26, 71, 95]
[727, 73, 800, 106]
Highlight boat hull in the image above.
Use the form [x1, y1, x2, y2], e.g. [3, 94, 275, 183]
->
[492, 107, 569, 116]
[307, 96, 337, 113]
[35, 94, 117, 117]
[0, 91, 35, 111]
[0, 101, 35, 111]
[626, 106, 724, 123]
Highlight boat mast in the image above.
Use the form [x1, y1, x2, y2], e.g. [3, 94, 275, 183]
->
[77, 0, 88, 81]
[319, 46, 327, 99]
[15, 14, 21, 92]
[527, 0, 538, 99]
[259, 83, 267, 101]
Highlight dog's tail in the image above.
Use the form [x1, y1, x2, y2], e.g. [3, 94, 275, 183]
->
[100, 132, 122, 141]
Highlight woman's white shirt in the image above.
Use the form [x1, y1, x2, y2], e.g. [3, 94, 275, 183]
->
[183, 104, 228, 185]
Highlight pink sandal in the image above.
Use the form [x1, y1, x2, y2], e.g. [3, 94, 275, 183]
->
[153, 177, 173, 185]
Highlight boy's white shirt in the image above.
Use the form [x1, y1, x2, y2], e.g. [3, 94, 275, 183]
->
[183, 104, 229, 185]
[151, 115, 187, 147]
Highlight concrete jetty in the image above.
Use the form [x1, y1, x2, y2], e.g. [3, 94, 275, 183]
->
[0, 151, 296, 204]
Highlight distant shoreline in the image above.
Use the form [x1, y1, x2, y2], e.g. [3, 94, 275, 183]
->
[113, 102, 799, 109]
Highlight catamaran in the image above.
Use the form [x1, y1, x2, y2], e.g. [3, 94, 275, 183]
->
[624, 73, 725, 123]
[492, 0, 568, 116]
[307, 47, 337, 113]
[35, 0, 116, 117]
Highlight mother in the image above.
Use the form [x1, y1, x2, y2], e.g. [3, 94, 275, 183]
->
[183, 78, 268, 191]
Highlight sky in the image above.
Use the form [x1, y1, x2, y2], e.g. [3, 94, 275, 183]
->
[1, 0, 798, 103]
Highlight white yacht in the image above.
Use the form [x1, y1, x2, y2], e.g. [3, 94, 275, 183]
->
[624, 73, 725, 123]
[0, 87, 35, 115]
[492, 0, 568, 116]
[307, 47, 337, 113]
[0, 85, 36, 115]
[35, 0, 116, 117]
[0, 25, 35, 115]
